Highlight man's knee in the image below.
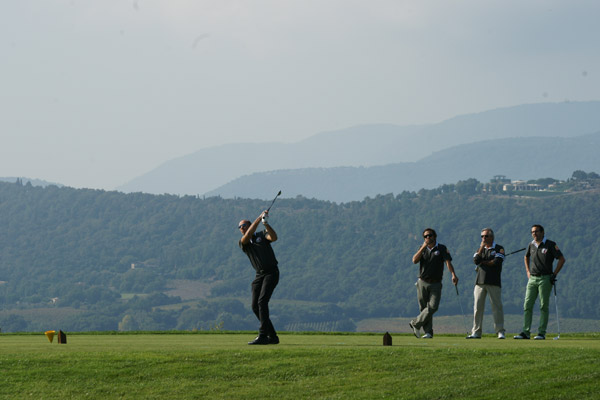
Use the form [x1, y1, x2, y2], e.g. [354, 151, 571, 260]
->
[523, 293, 537, 310]
[256, 297, 270, 310]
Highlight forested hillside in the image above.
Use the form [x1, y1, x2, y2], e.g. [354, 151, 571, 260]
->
[1, 180, 599, 332]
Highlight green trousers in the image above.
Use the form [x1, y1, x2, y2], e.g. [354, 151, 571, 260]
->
[522, 275, 552, 335]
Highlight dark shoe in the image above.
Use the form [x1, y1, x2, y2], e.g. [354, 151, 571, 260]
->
[533, 334, 546, 340]
[268, 335, 280, 344]
[514, 332, 530, 339]
[466, 334, 481, 339]
[409, 321, 420, 338]
[248, 336, 269, 345]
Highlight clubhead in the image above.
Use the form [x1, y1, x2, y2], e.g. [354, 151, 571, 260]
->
[553, 336, 560, 340]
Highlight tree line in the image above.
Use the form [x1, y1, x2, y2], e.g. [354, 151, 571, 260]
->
[1, 172, 599, 331]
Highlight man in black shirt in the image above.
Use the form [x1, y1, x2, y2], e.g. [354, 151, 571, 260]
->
[409, 228, 458, 339]
[515, 224, 565, 340]
[239, 210, 280, 345]
[466, 228, 506, 339]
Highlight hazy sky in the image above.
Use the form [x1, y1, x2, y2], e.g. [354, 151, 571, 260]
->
[2, 0, 598, 189]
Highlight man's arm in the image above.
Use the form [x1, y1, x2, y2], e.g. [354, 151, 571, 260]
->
[263, 216, 278, 242]
[524, 255, 531, 279]
[240, 212, 265, 245]
[412, 242, 427, 264]
[553, 255, 565, 276]
[473, 240, 486, 265]
[446, 260, 459, 285]
[480, 248, 505, 267]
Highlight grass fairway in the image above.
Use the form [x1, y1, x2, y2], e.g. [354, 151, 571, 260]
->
[1, 332, 599, 399]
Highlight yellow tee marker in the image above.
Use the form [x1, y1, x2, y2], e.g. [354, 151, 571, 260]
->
[45, 330, 56, 343]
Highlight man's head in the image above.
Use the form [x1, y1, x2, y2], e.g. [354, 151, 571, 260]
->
[238, 220, 251, 235]
[531, 224, 544, 242]
[481, 228, 494, 246]
[422, 228, 437, 245]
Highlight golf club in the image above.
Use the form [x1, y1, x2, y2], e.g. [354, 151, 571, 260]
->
[505, 247, 526, 256]
[553, 280, 560, 340]
[455, 284, 470, 335]
[266, 190, 282, 212]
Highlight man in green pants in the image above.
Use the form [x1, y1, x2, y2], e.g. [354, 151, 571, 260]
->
[514, 225, 565, 340]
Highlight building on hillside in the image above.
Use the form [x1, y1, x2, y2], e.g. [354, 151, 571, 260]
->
[503, 180, 543, 191]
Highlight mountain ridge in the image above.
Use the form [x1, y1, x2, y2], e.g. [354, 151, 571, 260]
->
[206, 131, 600, 202]
[117, 101, 600, 195]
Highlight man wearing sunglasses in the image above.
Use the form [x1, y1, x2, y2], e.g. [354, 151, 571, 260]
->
[466, 228, 506, 339]
[514, 224, 565, 340]
[238, 210, 280, 345]
[409, 228, 458, 339]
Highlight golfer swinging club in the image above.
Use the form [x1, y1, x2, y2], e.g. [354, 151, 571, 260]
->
[238, 210, 280, 345]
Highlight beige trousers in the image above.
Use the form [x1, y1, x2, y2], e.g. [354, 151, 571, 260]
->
[471, 284, 505, 336]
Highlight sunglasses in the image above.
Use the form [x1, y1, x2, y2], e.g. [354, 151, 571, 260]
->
[481, 234, 491, 238]
[238, 223, 249, 229]
[423, 234, 435, 238]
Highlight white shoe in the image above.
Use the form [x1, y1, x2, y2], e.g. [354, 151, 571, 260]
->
[498, 332, 505, 339]
[421, 333, 433, 339]
[409, 321, 421, 338]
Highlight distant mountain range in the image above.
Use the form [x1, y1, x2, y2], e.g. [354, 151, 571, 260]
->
[117, 101, 600, 199]
[206, 131, 600, 202]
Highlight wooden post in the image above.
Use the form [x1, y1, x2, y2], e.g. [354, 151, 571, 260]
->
[58, 330, 67, 344]
[383, 331, 392, 346]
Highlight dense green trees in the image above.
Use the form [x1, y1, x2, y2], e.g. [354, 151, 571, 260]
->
[0, 178, 599, 332]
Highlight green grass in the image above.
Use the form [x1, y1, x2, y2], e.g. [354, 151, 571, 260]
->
[356, 314, 600, 334]
[1, 333, 599, 399]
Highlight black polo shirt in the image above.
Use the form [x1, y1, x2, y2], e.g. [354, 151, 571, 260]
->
[419, 243, 452, 282]
[239, 230, 278, 274]
[526, 238, 563, 276]
[474, 243, 505, 287]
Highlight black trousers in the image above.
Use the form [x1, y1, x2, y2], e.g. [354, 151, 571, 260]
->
[251, 268, 279, 337]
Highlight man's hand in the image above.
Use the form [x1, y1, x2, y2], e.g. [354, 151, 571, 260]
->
[550, 273, 557, 285]
[477, 240, 486, 255]
[261, 211, 269, 225]
[412, 242, 428, 264]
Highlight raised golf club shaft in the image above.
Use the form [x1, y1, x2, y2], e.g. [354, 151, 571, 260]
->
[266, 190, 282, 212]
